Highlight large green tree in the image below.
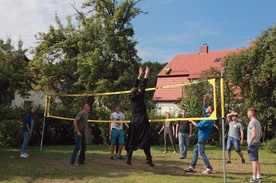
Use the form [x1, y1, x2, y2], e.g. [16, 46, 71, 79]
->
[30, 0, 144, 105]
[222, 25, 276, 140]
[0, 38, 33, 106]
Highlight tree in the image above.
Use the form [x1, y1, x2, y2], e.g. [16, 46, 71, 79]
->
[29, 0, 147, 144]
[30, 0, 144, 107]
[222, 25, 276, 140]
[0, 38, 33, 106]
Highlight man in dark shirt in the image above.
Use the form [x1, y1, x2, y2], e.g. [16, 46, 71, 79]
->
[125, 66, 154, 167]
[176, 109, 192, 159]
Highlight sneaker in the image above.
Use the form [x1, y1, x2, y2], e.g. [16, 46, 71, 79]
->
[246, 178, 257, 182]
[117, 156, 124, 160]
[163, 151, 167, 154]
[20, 153, 28, 158]
[202, 168, 213, 174]
[146, 160, 155, 167]
[184, 167, 195, 172]
[179, 157, 186, 159]
[226, 160, 231, 164]
[173, 151, 176, 154]
[242, 159, 245, 164]
[110, 156, 114, 160]
[256, 178, 261, 182]
[24, 153, 30, 157]
[68, 163, 74, 167]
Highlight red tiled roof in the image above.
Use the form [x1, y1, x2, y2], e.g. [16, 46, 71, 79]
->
[153, 46, 246, 101]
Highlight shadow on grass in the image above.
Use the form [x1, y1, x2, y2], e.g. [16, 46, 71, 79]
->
[0, 145, 275, 182]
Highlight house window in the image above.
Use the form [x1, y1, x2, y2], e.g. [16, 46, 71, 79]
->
[191, 79, 199, 83]
[24, 100, 34, 108]
[214, 58, 221, 62]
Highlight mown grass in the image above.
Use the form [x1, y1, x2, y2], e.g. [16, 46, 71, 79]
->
[0, 145, 275, 183]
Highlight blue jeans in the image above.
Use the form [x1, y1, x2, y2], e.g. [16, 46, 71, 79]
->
[190, 138, 212, 170]
[178, 132, 189, 158]
[21, 131, 30, 153]
[226, 136, 241, 152]
[70, 131, 87, 164]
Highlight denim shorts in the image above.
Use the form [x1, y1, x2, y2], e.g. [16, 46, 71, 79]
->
[226, 136, 241, 152]
[111, 129, 124, 145]
[247, 142, 260, 162]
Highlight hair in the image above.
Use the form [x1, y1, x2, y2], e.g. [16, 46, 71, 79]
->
[248, 107, 257, 116]
[81, 102, 89, 109]
[131, 87, 138, 96]
[209, 105, 214, 112]
[27, 106, 35, 119]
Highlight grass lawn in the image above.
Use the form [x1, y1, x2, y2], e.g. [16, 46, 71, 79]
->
[0, 144, 275, 183]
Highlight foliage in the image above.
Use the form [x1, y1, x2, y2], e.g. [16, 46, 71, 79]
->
[264, 138, 276, 153]
[0, 38, 33, 106]
[222, 24, 276, 139]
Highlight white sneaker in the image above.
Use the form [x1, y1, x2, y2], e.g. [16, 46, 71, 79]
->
[163, 151, 167, 154]
[173, 151, 176, 154]
[20, 153, 28, 158]
[202, 168, 213, 174]
[24, 153, 30, 157]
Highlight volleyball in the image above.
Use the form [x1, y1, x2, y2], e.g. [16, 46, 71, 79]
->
[164, 67, 172, 74]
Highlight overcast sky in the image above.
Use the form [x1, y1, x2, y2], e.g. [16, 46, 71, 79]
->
[1, 0, 276, 63]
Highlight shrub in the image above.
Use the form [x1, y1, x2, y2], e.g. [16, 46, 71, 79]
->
[0, 119, 23, 148]
[264, 138, 276, 153]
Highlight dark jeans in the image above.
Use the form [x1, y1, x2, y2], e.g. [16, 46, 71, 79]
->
[164, 132, 176, 151]
[69, 131, 87, 164]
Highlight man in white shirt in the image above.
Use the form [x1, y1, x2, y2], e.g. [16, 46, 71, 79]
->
[109, 105, 129, 160]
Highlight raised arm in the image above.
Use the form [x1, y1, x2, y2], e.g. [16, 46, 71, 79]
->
[144, 66, 150, 79]
[203, 95, 208, 105]
[138, 67, 143, 80]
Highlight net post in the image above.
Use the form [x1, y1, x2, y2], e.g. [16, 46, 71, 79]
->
[40, 94, 48, 151]
[220, 71, 226, 183]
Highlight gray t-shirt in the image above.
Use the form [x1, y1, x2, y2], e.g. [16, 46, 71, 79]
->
[164, 121, 173, 134]
[75, 111, 89, 132]
[228, 121, 244, 139]
[247, 118, 261, 144]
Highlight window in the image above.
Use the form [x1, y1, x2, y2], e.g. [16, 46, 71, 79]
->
[214, 58, 221, 62]
[24, 100, 34, 108]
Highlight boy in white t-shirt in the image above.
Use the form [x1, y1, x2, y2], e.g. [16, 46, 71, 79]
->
[109, 105, 129, 160]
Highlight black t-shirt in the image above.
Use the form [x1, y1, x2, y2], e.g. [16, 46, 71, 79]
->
[178, 120, 190, 133]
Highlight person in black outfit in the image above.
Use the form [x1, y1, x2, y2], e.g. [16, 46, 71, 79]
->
[125, 66, 154, 167]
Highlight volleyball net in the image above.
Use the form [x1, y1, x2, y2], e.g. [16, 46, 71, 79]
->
[43, 78, 218, 123]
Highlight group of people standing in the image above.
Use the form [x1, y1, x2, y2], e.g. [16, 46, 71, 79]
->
[20, 66, 262, 182]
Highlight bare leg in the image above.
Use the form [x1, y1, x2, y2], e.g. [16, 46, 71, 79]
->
[118, 144, 124, 156]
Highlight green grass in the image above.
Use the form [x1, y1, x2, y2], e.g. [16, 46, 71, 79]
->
[0, 145, 275, 183]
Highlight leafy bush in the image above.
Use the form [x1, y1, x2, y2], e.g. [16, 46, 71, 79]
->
[0, 119, 23, 148]
[264, 138, 276, 153]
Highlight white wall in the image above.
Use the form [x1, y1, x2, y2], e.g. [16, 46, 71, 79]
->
[155, 102, 181, 117]
[12, 90, 45, 107]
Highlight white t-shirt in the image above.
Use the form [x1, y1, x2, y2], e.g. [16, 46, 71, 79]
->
[110, 112, 125, 130]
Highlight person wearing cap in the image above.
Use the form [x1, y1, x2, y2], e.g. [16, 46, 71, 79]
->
[226, 111, 245, 164]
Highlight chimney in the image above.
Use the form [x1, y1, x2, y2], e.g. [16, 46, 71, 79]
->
[200, 44, 208, 53]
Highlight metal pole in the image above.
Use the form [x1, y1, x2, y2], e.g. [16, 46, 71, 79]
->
[220, 72, 226, 183]
[40, 95, 48, 150]
[40, 117, 45, 150]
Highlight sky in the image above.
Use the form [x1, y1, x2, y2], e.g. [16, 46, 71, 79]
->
[0, 0, 276, 63]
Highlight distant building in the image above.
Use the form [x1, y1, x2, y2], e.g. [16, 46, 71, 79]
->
[153, 42, 253, 116]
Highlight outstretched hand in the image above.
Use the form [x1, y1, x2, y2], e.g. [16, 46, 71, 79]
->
[139, 67, 143, 75]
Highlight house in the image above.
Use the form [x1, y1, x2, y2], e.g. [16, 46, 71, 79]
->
[9, 55, 46, 108]
[153, 42, 253, 116]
